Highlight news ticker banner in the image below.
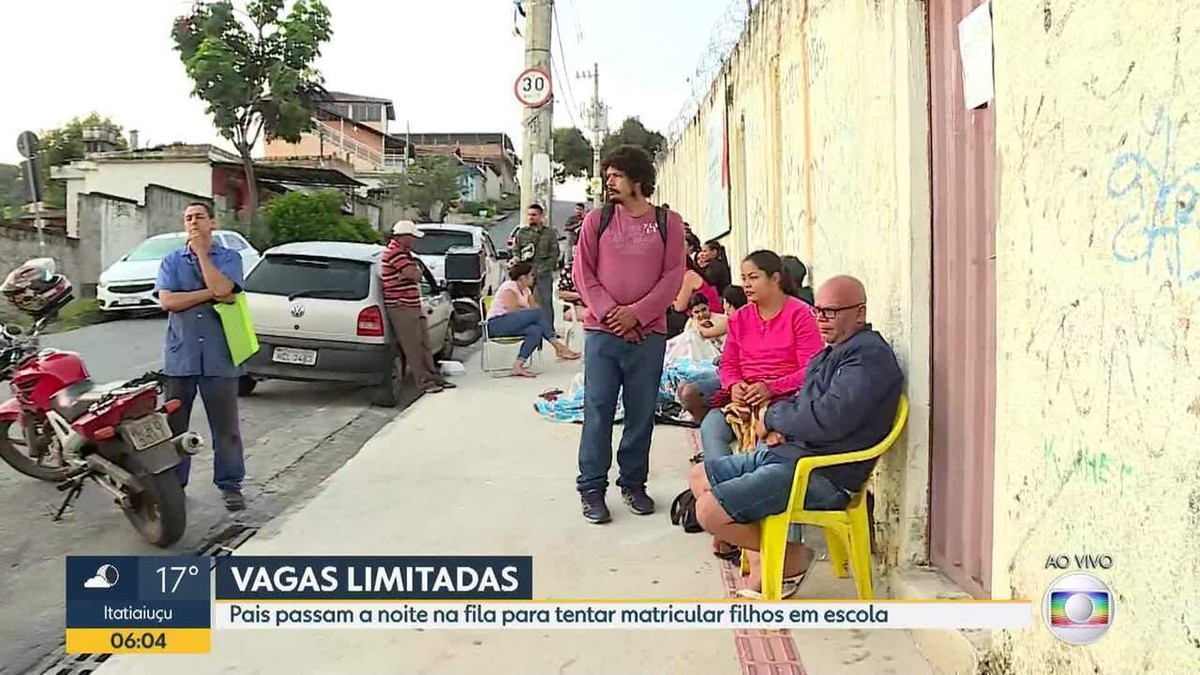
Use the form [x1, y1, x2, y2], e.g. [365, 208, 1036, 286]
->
[66, 555, 1032, 653]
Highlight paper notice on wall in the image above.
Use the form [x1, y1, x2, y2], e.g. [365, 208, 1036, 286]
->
[958, 0, 995, 109]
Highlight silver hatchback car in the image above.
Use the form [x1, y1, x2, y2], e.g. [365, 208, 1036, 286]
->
[238, 241, 454, 407]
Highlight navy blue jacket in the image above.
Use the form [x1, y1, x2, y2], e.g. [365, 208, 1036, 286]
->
[763, 325, 904, 493]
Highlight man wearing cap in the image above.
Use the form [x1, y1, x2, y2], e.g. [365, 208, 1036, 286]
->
[381, 220, 455, 394]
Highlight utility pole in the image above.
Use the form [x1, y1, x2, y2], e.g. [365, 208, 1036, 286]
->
[578, 63, 606, 207]
[519, 0, 554, 227]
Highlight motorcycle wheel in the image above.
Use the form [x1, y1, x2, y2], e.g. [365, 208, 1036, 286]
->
[123, 469, 187, 548]
[0, 420, 70, 482]
[451, 298, 483, 347]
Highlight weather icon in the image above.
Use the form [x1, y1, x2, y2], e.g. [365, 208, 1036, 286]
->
[84, 564, 120, 589]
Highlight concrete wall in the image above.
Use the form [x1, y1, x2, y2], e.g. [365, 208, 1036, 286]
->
[61, 160, 212, 236]
[0, 225, 87, 297]
[657, 0, 1200, 672]
[656, 0, 933, 572]
[81, 185, 212, 278]
[986, 1, 1200, 673]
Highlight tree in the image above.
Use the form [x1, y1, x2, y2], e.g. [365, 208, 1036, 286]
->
[172, 0, 333, 215]
[552, 127, 593, 183]
[0, 164, 22, 212]
[600, 117, 665, 160]
[385, 155, 467, 223]
[34, 113, 129, 207]
[255, 189, 380, 248]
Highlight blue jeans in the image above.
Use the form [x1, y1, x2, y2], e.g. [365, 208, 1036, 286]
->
[488, 308, 556, 360]
[700, 409, 805, 544]
[164, 375, 245, 493]
[706, 445, 852, 524]
[576, 330, 667, 494]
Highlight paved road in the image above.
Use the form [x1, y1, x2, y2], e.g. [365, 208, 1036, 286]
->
[0, 316, 425, 675]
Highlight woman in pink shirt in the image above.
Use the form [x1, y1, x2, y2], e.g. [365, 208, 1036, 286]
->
[697, 250, 824, 457]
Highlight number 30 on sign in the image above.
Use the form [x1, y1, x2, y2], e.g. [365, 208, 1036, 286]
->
[514, 68, 552, 108]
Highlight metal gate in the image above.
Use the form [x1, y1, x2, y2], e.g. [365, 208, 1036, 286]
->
[926, 0, 997, 599]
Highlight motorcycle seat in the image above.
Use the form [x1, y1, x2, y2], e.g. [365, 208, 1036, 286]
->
[51, 380, 131, 421]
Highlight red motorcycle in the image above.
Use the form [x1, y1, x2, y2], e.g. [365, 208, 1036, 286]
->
[0, 258, 203, 547]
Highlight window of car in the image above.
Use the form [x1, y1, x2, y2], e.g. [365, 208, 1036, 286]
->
[243, 254, 371, 301]
[412, 230, 474, 256]
[482, 233, 497, 258]
[125, 235, 186, 262]
[219, 233, 248, 251]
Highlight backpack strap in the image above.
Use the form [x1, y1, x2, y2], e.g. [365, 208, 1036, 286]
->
[598, 203, 616, 239]
[655, 206, 668, 244]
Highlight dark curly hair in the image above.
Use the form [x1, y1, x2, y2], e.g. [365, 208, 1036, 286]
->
[601, 144, 656, 198]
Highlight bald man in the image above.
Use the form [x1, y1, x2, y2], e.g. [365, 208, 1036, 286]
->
[687, 275, 903, 597]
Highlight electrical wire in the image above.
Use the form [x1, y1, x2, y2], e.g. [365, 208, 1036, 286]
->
[551, 2, 582, 125]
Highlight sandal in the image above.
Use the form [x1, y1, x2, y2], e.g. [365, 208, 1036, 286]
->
[734, 573, 806, 600]
[713, 545, 742, 562]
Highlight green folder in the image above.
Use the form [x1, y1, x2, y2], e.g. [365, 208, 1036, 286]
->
[214, 292, 260, 366]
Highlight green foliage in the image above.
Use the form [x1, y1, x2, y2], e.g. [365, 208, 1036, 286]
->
[496, 193, 520, 212]
[458, 200, 494, 217]
[30, 113, 129, 208]
[171, 0, 333, 211]
[0, 164, 22, 211]
[385, 155, 467, 222]
[253, 189, 381, 247]
[551, 119, 665, 183]
[552, 127, 593, 183]
[600, 117, 665, 161]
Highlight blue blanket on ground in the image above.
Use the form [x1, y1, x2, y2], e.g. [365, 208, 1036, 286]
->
[533, 357, 717, 424]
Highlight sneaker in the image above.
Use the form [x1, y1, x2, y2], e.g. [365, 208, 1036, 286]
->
[580, 490, 611, 524]
[621, 486, 655, 515]
[222, 490, 246, 511]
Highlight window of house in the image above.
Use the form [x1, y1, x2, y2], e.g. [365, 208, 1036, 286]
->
[352, 104, 381, 122]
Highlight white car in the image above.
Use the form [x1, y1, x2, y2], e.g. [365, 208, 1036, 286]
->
[96, 231, 260, 313]
[412, 223, 506, 294]
[238, 241, 454, 407]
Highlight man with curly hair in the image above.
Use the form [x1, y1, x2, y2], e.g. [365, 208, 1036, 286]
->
[572, 145, 687, 524]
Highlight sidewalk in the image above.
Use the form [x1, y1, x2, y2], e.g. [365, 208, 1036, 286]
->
[98, 335, 940, 674]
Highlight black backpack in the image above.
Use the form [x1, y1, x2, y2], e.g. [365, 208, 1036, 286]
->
[669, 489, 704, 533]
[597, 204, 669, 244]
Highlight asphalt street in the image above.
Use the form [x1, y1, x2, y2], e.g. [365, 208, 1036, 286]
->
[0, 315, 422, 675]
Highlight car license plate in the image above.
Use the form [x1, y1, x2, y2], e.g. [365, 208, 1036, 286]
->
[273, 346, 318, 366]
[124, 413, 173, 451]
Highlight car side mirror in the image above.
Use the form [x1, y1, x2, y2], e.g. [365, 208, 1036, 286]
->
[496, 250, 511, 260]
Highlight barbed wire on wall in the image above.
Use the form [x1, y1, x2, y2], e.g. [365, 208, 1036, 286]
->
[661, 0, 760, 157]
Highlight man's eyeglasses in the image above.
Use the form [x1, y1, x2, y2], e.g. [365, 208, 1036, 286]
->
[810, 302, 864, 320]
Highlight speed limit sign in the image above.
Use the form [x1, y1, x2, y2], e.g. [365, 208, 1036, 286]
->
[514, 68, 552, 108]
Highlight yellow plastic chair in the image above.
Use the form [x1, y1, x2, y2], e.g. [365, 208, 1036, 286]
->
[479, 295, 541, 375]
[748, 394, 909, 601]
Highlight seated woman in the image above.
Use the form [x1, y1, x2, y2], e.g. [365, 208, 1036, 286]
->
[781, 255, 814, 305]
[679, 285, 747, 424]
[698, 239, 732, 295]
[668, 255, 722, 337]
[688, 252, 825, 568]
[486, 262, 579, 377]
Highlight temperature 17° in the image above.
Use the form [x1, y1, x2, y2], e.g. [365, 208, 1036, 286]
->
[156, 565, 200, 594]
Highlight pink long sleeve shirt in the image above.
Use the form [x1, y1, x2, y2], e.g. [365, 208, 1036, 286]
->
[719, 296, 826, 397]
[572, 204, 687, 335]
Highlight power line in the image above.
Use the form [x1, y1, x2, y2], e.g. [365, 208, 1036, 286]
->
[551, 2, 582, 125]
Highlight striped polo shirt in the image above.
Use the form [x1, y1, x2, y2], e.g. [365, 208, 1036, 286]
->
[380, 240, 422, 309]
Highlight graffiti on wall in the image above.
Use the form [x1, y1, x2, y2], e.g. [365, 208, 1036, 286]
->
[1108, 106, 1200, 281]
